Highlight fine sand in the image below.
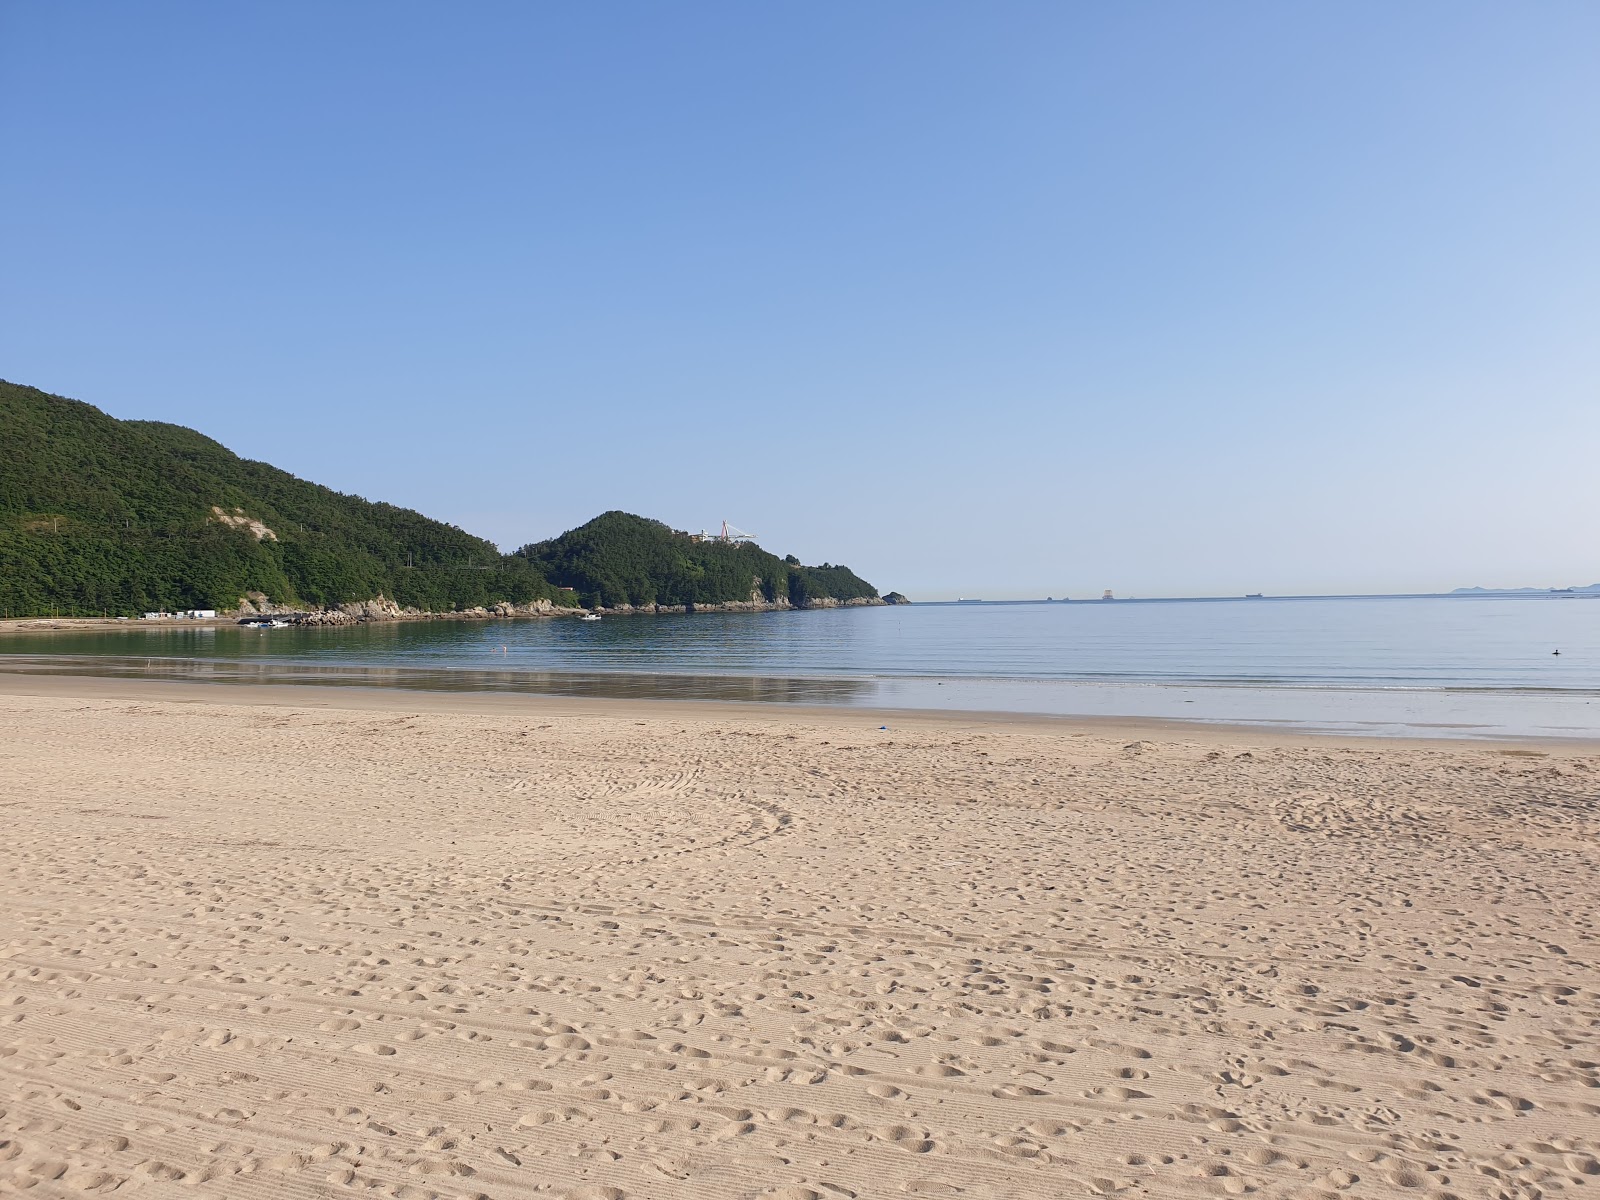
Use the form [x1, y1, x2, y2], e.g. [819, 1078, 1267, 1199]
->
[1, 677, 1597, 1199]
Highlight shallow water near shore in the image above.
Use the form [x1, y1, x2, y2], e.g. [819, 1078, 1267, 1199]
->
[3, 595, 1597, 739]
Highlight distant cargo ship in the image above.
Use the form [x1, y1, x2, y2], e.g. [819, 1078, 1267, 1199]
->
[957, 598, 984, 604]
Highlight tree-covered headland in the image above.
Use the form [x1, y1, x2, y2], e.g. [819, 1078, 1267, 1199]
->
[515, 511, 879, 610]
[0, 381, 888, 617]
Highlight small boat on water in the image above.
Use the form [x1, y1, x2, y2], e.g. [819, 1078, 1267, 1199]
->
[580, 612, 602, 622]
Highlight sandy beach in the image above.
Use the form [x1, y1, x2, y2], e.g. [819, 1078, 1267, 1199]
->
[1, 676, 1597, 1199]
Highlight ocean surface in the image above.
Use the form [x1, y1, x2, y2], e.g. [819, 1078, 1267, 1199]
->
[2, 595, 1597, 739]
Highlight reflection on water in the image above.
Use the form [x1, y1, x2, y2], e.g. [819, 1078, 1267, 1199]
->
[2, 597, 1597, 739]
[3, 596, 1597, 688]
[0, 654, 876, 705]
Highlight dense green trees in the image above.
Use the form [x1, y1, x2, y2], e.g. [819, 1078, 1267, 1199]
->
[515, 511, 879, 609]
[787, 562, 879, 607]
[0, 381, 570, 616]
[1, 382, 884, 618]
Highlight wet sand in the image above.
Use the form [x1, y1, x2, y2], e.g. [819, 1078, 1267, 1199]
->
[1, 676, 1597, 1198]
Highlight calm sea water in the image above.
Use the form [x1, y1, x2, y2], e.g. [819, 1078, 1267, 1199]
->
[3, 596, 1597, 739]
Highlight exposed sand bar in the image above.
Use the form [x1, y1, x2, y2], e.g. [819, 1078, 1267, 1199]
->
[1, 678, 1597, 1198]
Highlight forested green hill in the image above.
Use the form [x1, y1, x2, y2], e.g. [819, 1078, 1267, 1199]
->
[0, 382, 888, 618]
[515, 511, 879, 609]
[0, 381, 569, 616]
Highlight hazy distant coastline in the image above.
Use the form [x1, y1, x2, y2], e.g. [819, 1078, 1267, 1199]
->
[922, 587, 1600, 605]
[1452, 583, 1600, 595]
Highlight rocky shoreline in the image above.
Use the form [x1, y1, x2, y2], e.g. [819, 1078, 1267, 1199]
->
[582, 595, 889, 618]
[272, 596, 568, 627]
[239, 592, 899, 628]
[0, 593, 907, 634]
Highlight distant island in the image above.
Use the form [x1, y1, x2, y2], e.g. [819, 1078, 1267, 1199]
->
[0, 380, 898, 620]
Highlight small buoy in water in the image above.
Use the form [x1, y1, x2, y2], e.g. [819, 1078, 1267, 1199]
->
[1554, 649, 1561, 655]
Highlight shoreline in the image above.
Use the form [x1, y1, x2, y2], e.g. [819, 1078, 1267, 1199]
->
[0, 596, 891, 635]
[4, 595, 1594, 742]
[0, 611, 571, 634]
[4, 669, 1597, 752]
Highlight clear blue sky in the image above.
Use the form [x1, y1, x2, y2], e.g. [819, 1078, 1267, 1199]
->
[4, 2, 1596, 599]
